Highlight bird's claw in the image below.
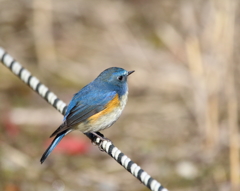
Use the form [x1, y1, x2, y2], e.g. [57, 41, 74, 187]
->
[90, 131, 111, 151]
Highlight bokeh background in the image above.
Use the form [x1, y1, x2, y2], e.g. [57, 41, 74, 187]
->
[0, 0, 240, 191]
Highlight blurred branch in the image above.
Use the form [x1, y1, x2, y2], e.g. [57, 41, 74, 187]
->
[32, 0, 57, 71]
[221, 0, 240, 189]
[1, 142, 31, 168]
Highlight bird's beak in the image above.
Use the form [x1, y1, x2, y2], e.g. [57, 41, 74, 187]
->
[128, 70, 135, 76]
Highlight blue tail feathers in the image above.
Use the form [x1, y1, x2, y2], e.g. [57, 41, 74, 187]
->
[40, 130, 70, 164]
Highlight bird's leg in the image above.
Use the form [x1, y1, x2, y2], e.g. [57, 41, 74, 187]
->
[90, 131, 111, 151]
[91, 131, 108, 141]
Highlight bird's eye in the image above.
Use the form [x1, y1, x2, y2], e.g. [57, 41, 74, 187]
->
[117, 75, 124, 81]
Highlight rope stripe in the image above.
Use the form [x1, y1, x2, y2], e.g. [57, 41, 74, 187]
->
[0, 47, 168, 191]
[100, 139, 168, 191]
[0, 48, 67, 114]
[0, 47, 59, 119]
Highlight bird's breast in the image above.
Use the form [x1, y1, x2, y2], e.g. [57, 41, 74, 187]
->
[80, 92, 128, 132]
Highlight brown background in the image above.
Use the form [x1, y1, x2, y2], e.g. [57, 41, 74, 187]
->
[0, 0, 240, 191]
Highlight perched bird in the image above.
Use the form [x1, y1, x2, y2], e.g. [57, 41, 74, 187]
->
[40, 67, 134, 163]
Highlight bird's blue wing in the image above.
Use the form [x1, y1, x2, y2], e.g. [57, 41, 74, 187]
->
[50, 89, 116, 137]
[64, 83, 112, 120]
[66, 90, 117, 126]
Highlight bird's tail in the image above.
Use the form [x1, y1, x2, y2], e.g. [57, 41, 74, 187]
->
[40, 129, 71, 164]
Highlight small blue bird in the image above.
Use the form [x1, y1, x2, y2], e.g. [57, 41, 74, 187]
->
[40, 67, 134, 163]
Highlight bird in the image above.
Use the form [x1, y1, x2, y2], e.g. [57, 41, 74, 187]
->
[40, 67, 134, 163]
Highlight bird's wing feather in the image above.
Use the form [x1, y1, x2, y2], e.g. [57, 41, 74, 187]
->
[66, 104, 104, 126]
[50, 90, 116, 137]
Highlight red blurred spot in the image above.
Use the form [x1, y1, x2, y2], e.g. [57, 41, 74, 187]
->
[2, 111, 20, 137]
[45, 136, 90, 155]
[4, 183, 20, 191]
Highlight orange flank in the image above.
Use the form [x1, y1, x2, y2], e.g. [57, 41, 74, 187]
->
[88, 94, 120, 122]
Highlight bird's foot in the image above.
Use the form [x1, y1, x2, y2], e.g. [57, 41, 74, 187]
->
[90, 131, 111, 151]
[91, 131, 106, 141]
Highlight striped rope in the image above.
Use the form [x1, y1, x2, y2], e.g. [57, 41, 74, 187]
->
[0, 47, 168, 191]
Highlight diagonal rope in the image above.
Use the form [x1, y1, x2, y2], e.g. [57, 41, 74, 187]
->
[0, 47, 168, 191]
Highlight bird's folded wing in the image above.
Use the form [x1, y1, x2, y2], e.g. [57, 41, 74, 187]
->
[50, 91, 116, 137]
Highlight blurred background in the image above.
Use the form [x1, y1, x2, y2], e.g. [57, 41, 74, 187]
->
[0, 0, 240, 190]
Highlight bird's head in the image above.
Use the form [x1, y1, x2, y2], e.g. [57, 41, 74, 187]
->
[94, 67, 134, 95]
